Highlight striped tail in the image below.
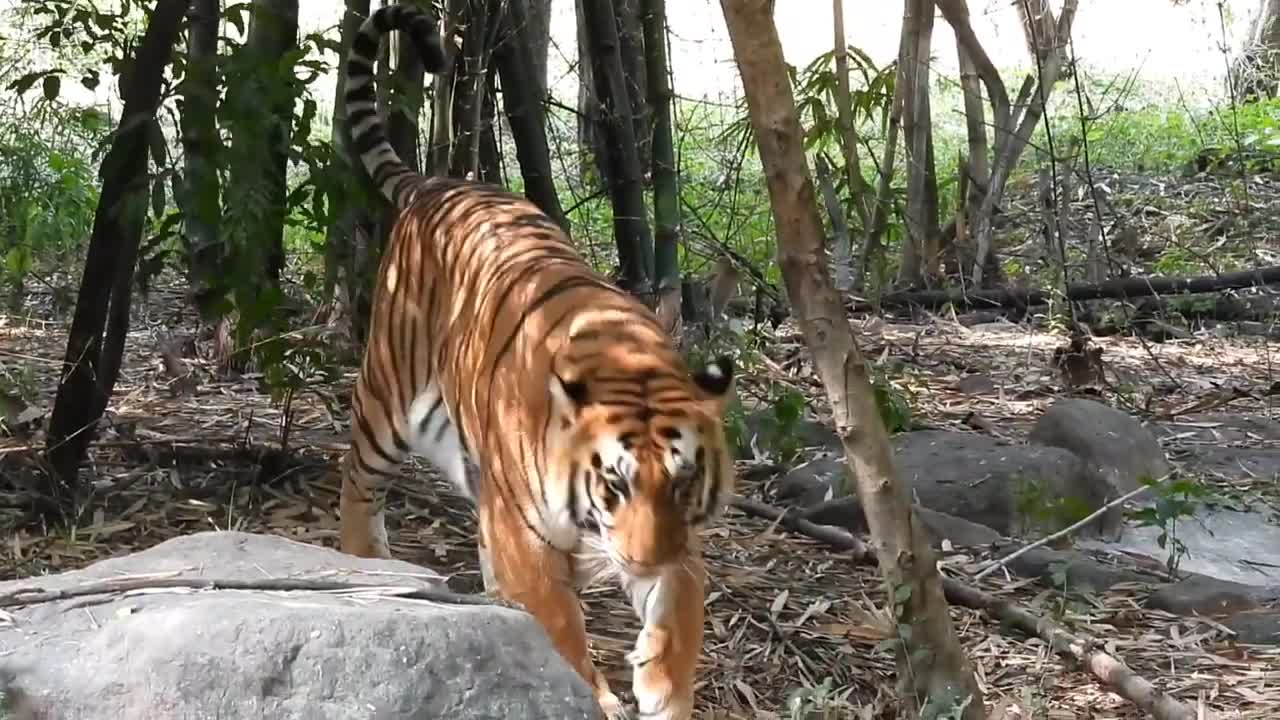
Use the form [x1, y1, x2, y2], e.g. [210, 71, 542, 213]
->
[344, 4, 448, 208]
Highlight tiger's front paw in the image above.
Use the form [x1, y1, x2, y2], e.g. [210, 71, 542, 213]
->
[628, 627, 694, 720]
[626, 626, 669, 668]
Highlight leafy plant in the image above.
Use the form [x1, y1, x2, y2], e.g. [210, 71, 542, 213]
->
[1129, 475, 1218, 579]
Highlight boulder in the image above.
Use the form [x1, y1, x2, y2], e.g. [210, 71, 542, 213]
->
[0, 531, 602, 720]
[775, 431, 1120, 538]
[1029, 398, 1169, 496]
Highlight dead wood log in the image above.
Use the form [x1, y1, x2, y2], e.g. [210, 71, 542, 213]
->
[730, 495, 1196, 720]
[855, 264, 1280, 311]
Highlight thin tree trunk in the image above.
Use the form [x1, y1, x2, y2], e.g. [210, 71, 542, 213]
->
[582, 0, 655, 294]
[178, 0, 222, 313]
[526, 0, 553, 92]
[45, 0, 192, 518]
[224, 0, 298, 292]
[830, 0, 871, 290]
[815, 154, 853, 292]
[616, 0, 651, 176]
[1233, 0, 1280, 102]
[968, 0, 1078, 286]
[642, 0, 680, 326]
[322, 0, 375, 327]
[718, 2, 986, 718]
[429, 0, 467, 175]
[576, 0, 607, 185]
[898, 0, 942, 289]
[494, 0, 568, 228]
[955, 37, 988, 248]
[478, 66, 503, 184]
[374, 10, 428, 263]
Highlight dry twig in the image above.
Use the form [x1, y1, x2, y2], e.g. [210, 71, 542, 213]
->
[1, 574, 507, 610]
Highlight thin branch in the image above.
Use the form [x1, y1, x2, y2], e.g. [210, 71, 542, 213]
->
[1, 574, 509, 610]
[972, 481, 1161, 581]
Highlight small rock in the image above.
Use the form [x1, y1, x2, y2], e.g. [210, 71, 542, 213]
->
[1222, 610, 1280, 645]
[775, 430, 1121, 538]
[955, 374, 998, 396]
[1145, 574, 1280, 616]
[0, 531, 601, 720]
[1029, 398, 1169, 495]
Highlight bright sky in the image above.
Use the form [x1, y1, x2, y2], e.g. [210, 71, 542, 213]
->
[2, 0, 1257, 112]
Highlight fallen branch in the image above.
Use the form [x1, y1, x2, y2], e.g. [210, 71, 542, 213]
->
[1, 574, 508, 610]
[856, 264, 1280, 311]
[729, 495, 873, 561]
[732, 495, 1195, 720]
[942, 582, 1194, 720]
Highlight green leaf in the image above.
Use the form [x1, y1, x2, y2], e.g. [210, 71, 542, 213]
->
[81, 70, 100, 90]
[151, 176, 166, 219]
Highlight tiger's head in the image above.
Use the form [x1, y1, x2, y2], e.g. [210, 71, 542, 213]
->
[546, 352, 735, 578]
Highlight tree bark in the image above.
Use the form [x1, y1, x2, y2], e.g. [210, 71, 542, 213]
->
[45, 0, 192, 517]
[718, 2, 986, 717]
[830, 0, 871, 290]
[642, 0, 680, 321]
[526, 0, 553, 92]
[616, 0, 651, 175]
[966, 0, 1078, 287]
[450, 0, 499, 178]
[224, 0, 298, 291]
[322, 0, 376, 336]
[582, 0, 655, 294]
[429, 0, 467, 175]
[178, 0, 222, 313]
[494, 0, 568, 228]
[897, 0, 943, 289]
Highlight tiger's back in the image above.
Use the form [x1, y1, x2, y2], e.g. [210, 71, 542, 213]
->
[338, 6, 735, 720]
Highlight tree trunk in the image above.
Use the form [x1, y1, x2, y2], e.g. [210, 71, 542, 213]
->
[44, 0, 192, 518]
[576, 0, 607, 186]
[940, 0, 1079, 287]
[450, 0, 494, 177]
[830, 0, 871, 290]
[178, 0, 222, 314]
[225, 0, 298, 292]
[1233, 0, 1280, 102]
[718, 2, 986, 718]
[374, 7, 428, 267]
[322, 0, 376, 338]
[642, 0, 680, 325]
[616, 0, 651, 176]
[477, 66, 503, 184]
[582, 0, 655, 294]
[494, 0, 568, 228]
[527, 0, 553, 92]
[897, 0, 942, 289]
[429, 0, 467, 175]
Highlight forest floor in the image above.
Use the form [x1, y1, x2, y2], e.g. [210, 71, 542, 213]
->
[3, 166, 1280, 718]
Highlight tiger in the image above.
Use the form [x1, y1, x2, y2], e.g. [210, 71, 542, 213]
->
[337, 5, 736, 719]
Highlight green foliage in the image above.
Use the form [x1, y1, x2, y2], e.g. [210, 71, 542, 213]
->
[1013, 477, 1093, 535]
[1130, 475, 1219, 579]
[786, 677, 855, 719]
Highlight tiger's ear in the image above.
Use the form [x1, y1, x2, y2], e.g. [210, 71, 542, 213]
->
[549, 373, 590, 419]
[692, 355, 734, 405]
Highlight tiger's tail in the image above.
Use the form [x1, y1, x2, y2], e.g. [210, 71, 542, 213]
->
[344, 4, 448, 208]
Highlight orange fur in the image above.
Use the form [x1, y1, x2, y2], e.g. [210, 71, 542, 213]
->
[338, 7, 736, 718]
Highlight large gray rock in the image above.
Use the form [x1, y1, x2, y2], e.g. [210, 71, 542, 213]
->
[1029, 398, 1170, 496]
[0, 531, 601, 720]
[776, 431, 1120, 537]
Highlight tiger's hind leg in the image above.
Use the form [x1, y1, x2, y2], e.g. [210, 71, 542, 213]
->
[338, 392, 408, 559]
[479, 495, 628, 719]
[623, 539, 705, 720]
